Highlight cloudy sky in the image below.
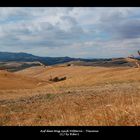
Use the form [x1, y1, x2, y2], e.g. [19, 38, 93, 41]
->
[0, 7, 140, 58]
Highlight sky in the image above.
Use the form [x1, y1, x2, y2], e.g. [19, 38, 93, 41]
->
[0, 7, 140, 58]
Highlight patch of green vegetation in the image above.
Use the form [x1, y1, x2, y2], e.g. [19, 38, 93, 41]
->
[45, 94, 56, 100]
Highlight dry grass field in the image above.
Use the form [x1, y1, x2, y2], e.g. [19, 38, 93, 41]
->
[0, 65, 140, 126]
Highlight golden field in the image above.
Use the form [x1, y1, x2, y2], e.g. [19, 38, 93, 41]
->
[0, 65, 140, 126]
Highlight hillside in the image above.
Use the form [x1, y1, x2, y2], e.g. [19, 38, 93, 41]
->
[1, 65, 140, 126]
[0, 70, 44, 89]
[0, 52, 82, 65]
[1, 57, 139, 73]
[0, 61, 45, 72]
[1, 52, 139, 70]
[62, 58, 139, 67]
[16, 65, 140, 87]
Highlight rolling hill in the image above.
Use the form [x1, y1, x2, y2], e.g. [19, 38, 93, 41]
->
[0, 61, 45, 72]
[1, 52, 139, 72]
[1, 54, 140, 126]
[0, 70, 44, 89]
[0, 65, 140, 126]
[0, 52, 81, 65]
[62, 58, 139, 67]
[16, 65, 140, 87]
[0, 51, 116, 66]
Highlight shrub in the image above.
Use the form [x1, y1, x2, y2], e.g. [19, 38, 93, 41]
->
[67, 64, 71, 66]
[60, 77, 66, 81]
[52, 77, 59, 82]
[49, 76, 66, 82]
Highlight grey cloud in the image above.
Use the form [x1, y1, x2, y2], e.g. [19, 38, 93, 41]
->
[0, 7, 140, 58]
[98, 10, 140, 40]
[0, 15, 85, 48]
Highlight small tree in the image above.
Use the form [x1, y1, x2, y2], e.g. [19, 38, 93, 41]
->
[138, 50, 140, 56]
[127, 51, 140, 68]
[137, 50, 140, 68]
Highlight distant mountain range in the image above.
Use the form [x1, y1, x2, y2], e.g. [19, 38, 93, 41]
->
[0, 52, 112, 65]
[0, 52, 140, 72]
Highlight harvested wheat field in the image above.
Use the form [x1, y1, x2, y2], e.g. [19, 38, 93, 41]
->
[0, 66, 140, 126]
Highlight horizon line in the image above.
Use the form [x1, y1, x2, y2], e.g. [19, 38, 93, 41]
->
[0, 51, 126, 59]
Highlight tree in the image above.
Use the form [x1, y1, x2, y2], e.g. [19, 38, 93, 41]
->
[127, 51, 140, 68]
[138, 50, 140, 56]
